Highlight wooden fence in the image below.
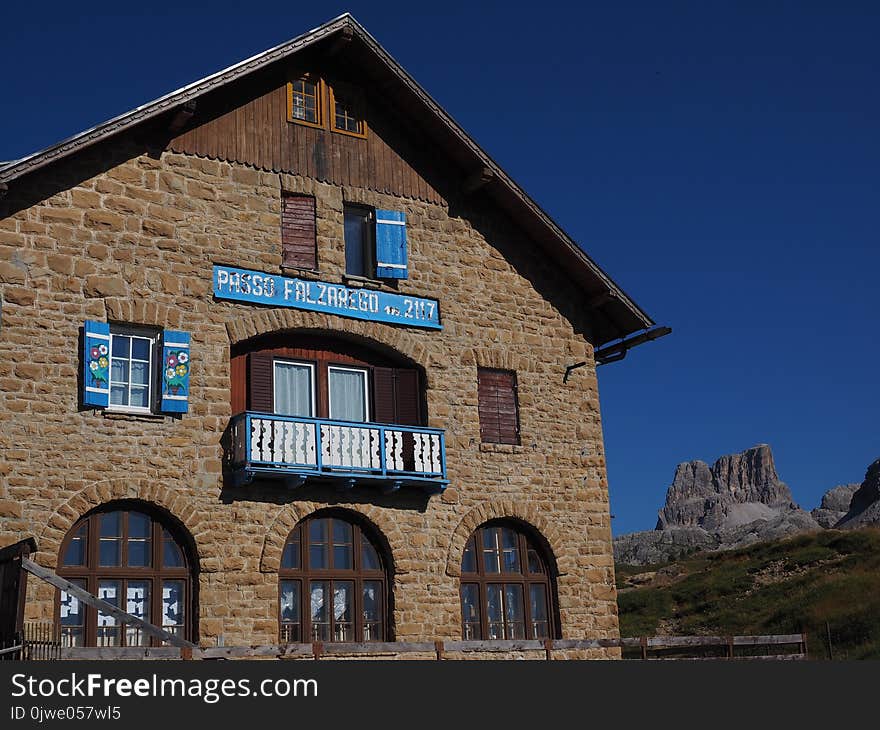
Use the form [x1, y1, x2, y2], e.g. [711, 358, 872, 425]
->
[6, 629, 806, 661]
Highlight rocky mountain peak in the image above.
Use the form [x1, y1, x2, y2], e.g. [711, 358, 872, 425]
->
[657, 444, 796, 531]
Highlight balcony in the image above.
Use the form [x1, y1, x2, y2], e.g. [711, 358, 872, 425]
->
[228, 412, 447, 493]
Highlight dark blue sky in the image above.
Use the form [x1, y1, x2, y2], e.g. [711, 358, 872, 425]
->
[2, 2, 878, 535]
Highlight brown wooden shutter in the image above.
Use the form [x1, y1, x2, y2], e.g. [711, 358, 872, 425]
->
[372, 367, 422, 426]
[372, 367, 396, 424]
[230, 354, 247, 415]
[281, 193, 317, 269]
[394, 369, 421, 426]
[248, 353, 274, 413]
[477, 368, 520, 444]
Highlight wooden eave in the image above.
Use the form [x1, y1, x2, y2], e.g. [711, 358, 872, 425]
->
[0, 13, 655, 346]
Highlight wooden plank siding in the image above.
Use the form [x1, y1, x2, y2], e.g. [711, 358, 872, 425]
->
[168, 81, 446, 205]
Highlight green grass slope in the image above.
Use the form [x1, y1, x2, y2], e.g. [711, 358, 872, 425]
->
[615, 528, 880, 659]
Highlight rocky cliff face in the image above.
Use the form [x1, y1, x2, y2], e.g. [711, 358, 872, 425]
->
[656, 444, 801, 530]
[811, 484, 860, 528]
[614, 445, 820, 565]
[836, 459, 880, 528]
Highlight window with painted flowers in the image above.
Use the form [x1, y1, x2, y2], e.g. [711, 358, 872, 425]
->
[82, 321, 192, 414]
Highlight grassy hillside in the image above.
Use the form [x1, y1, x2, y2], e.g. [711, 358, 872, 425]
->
[615, 527, 880, 659]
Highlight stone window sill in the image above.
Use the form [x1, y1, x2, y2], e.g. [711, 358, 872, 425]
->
[103, 410, 167, 422]
[342, 274, 393, 290]
[479, 442, 524, 454]
[280, 266, 320, 277]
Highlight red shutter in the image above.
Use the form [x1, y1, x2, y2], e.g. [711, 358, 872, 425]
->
[477, 368, 520, 444]
[281, 193, 317, 269]
[248, 353, 274, 413]
[372, 367, 396, 424]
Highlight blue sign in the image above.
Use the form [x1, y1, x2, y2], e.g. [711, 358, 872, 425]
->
[212, 266, 442, 330]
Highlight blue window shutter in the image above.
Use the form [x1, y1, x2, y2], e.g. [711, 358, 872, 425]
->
[83, 320, 110, 408]
[161, 330, 191, 414]
[375, 210, 408, 279]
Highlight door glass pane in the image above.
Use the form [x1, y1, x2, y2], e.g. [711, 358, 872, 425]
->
[162, 530, 184, 568]
[59, 579, 86, 647]
[461, 537, 477, 573]
[361, 538, 380, 571]
[501, 528, 521, 573]
[126, 581, 150, 646]
[280, 580, 301, 643]
[482, 528, 501, 574]
[96, 580, 121, 646]
[460, 584, 481, 640]
[308, 520, 328, 569]
[504, 584, 525, 639]
[127, 512, 151, 567]
[310, 581, 330, 642]
[332, 519, 353, 570]
[486, 585, 504, 640]
[332, 581, 353, 642]
[529, 584, 549, 639]
[274, 362, 314, 417]
[328, 368, 367, 422]
[62, 524, 87, 566]
[362, 581, 383, 642]
[281, 532, 301, 569]
[99, 513, 122, 566]
[162, 580, 185, 640]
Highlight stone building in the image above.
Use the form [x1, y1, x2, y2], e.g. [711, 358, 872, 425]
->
[0, 14, 666, 657]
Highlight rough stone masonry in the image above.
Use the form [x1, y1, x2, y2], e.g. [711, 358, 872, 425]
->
[0, 136, 620, 656]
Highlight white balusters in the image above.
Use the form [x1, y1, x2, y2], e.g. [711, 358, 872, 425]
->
[429, 434, 442, 473]
[385, 430, 404, 471]
[241, 415, 444, 483]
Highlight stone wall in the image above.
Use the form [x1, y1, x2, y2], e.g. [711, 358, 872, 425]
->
[0, 140, 618, 655]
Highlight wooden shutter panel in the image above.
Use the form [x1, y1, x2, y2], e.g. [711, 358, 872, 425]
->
[281, 193, 317, 269]
[161, 330, 191, 414]
[394, 369, 421, 426]
[248, 353, 274, 413]
[477, 368, 520, 445]
[83, 320, 110, 408]
[372, 367, 396, 424]
[375, 210, 408, 279]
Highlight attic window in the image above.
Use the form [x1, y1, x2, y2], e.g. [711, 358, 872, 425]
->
[287, 74, 324, 128]
[329, 84, 367, 138]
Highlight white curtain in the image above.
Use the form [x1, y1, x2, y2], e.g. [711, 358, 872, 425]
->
[329, 369, 366, 422]
[275, 362, 313, 417]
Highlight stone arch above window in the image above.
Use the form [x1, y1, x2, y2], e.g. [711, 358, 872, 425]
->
[445, 500, 571, 577]
[55, 500, 197, 647]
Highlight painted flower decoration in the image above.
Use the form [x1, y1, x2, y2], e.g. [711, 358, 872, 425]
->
[177, 352, 188, 364]
[98, 344, 108, 356]
[90, 361, 99, 372]
[90, 346, 100, 359]
[98, 356, 108, 368]
[176, 364, 188, 376]
[166, 368, 176, 379]
[167, 355, 178, 367]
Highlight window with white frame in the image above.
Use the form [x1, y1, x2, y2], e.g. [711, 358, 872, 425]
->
[109, 328, 158, 412]
[274, 360, 316, 418]
[328, 366, 369, 423]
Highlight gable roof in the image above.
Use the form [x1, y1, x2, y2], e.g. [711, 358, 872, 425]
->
[0, 13, 665, 351]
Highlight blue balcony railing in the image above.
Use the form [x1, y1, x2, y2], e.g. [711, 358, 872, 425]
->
[228, 412, 447, 493]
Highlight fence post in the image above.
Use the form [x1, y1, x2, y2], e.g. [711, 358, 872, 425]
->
[434, 640, 444, 661]
[640, 636, 648, 661]
[312, 641, 323, 660]
[544, 639, 553, 661]
[726, 636, 734, 659]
